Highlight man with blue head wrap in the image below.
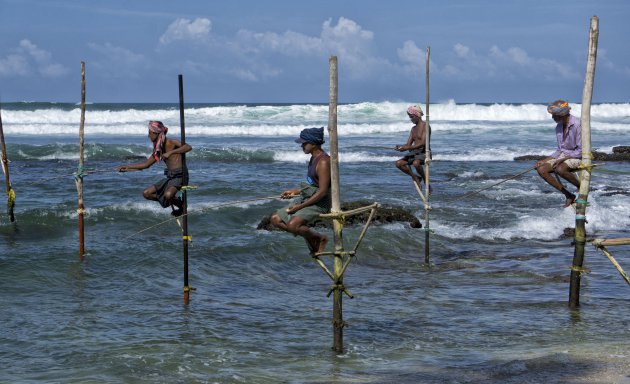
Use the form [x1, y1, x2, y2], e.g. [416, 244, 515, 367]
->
[270, 127, 331, 255]
[535, 100, 582, 208]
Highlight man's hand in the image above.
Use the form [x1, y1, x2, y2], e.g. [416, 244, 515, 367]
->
[280, 189, 300, 199]
[285, 204, 301, 214]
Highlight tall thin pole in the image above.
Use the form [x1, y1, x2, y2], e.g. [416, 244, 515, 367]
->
[569, 16, 598, 308]
[76, 61, 86, 259]
[0, 105, 15, 222]
[424, 47, 431, 264]
[178, 74, 191, 304]
[328, 55, 344, 353]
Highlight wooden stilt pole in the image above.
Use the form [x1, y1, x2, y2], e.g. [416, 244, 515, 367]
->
[423, 47, 431, 264]
[569, 16, 598, 308]
[76, 61, 86, 260]
[178, 74, 191, 304]
[328, 55, 345, 353]
[0, 105, 15, 222]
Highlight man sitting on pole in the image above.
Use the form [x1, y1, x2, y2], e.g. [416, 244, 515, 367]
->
[535, 100, 582, 208]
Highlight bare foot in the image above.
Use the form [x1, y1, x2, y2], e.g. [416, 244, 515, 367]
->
[563, 194, 576, 208]
[315, 235, 328, 254]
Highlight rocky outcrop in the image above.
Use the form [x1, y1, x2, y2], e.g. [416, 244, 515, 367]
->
[256, 201, 422, 230]
[514, 146, 630, 162]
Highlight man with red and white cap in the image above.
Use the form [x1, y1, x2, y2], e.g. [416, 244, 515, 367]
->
[118, 120, 192, 216]
[395, 105, 431, 193]
[535, 100, 582, 208]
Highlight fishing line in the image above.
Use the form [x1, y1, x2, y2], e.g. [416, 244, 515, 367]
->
[122, 194, 289, 240]
[444, 165, 538, 202]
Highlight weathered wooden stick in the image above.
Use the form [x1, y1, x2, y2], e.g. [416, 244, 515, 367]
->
[319, 202, 379, 218]
[0, 104, 15, 222]
[76, 61, 86, 259]
[328, 55, 345, 353]
[424, 46, 431, 264]
[351, 205, 379, 253]
[313, 257, 335, 280]
[409, 172, 427, 204]
[593, 238, 630, 247]
[178, 74, 192, 304]
[597, 246, 630, 286]
[569, 16, 598, 308]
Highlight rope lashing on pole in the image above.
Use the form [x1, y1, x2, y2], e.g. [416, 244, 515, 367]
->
[309, 202, 380, 300]
[0, 105, 16, 222]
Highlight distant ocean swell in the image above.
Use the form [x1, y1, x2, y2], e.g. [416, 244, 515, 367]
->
[2, 101, 630, 136]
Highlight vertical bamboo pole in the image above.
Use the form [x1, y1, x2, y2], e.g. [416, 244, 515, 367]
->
[77, 61, 86, 259]
[0, 105, 15, 222]
[423, 47, 431, 264]
[569, 16, 598, 308]
[178, 74, 191, 304]
[328, 55, 344, 353]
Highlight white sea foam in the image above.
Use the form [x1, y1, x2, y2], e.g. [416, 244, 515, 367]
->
[3, 101, 629, 136]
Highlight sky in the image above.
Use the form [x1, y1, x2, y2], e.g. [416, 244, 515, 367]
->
[0, 0, 629, 103]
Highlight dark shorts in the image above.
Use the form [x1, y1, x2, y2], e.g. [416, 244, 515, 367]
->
[154, 168, 188, 208]
[276, 183, 331, 225]
[401, 152, 426, 166]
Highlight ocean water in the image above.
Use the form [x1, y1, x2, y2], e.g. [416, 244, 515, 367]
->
[1, 101, 629, 383]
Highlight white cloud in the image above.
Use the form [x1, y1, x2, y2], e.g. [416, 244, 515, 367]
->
[88, 42, 145, 64]
[0, 39, 68, 78]
[0, 54, 30, 76]
[159, 18, 211, 45]
[87, 42, 147, 78]
[231, 17, 384, 80]
[444, 43, 579, 81]
[398, 40, 423, 64]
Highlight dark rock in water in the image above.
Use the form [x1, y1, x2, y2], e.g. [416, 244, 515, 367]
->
[599, 185, 630, 197]
[560, 227, 597, 242]
[514, 146, 630, 162]
[256, 200, 422, 230]
[125, 155, 147, 160]
[513, 154, 546, 161]
[561, 227, 575, 239]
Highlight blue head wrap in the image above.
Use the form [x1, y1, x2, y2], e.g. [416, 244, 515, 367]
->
[295, 127, 325, 145]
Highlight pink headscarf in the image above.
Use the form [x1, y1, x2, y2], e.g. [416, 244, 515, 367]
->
[148, 120, 168, 162]
[407, 105, 423, 118]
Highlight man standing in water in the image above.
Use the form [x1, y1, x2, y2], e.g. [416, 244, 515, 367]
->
[270, 127, 331, 255]
[395, 105, 431, 193]
[118, 120, 192, 216]
[535, 100, 582, 208]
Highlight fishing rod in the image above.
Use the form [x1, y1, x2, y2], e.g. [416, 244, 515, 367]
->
[19, 167, 139, 186]
[448, 165, 539, 201]
[122, 193, 297, 240]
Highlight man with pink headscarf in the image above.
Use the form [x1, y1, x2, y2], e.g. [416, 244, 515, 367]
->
[395, 105, 432, 193]
[535, 100, 582, 208]
[118, 120, 192, 216]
